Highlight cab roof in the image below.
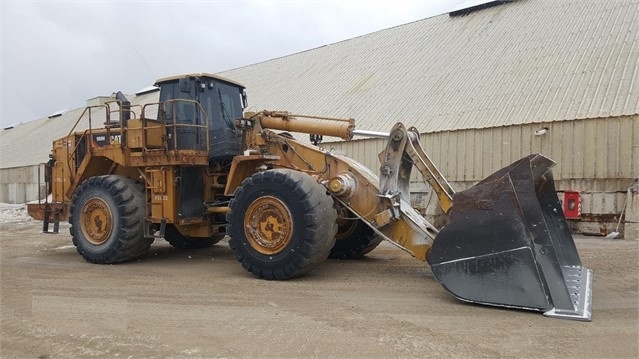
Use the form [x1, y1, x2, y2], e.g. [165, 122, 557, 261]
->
[155, 73, 245, 89]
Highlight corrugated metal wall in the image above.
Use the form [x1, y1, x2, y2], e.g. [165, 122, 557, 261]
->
[0, 165, 46, 204]
[331, 115, 638, 216]
[419, 116, 638, 184]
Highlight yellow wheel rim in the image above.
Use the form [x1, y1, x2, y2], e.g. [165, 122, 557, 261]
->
[81, 197, 113, 245]
[244, 196, 293, 255]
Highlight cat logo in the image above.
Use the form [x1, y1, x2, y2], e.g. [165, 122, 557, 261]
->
[110, 135, 121, 144]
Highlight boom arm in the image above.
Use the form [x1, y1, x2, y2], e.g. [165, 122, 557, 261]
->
[235, 112, 449, 261]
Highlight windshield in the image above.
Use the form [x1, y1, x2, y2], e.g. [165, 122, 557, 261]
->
[199, 81, 243, 131]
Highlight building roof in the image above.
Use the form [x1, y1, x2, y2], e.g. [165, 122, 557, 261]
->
[1, 0, 637, 168]
[220, 0, 639, 134]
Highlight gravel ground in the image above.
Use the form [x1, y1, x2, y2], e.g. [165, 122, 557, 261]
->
[1, 216, 637, 358]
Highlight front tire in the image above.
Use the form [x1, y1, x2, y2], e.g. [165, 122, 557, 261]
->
[69, 175, 152, 263]
[329, 206, 382, 260]
[227, 169, 337, 280]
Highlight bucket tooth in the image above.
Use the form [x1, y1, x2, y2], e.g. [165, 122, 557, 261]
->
[428, 154, 593, 321]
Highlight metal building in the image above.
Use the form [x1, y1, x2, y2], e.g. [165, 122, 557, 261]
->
[218, 0, 639, 238]
[1, 0, 637, 237]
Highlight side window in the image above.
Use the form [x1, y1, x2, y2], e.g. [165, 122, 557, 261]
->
[201, 91, 216, 128]
[159, 82, 176, 122]
[217, 83, 241, 126]
[219, 92, 233, 124]
[176, 101, 197, 124]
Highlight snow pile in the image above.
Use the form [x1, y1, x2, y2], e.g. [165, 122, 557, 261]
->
[0, 203, 33, 223]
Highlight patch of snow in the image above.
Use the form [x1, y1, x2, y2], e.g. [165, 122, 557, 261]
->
[0, 203, 33, 223]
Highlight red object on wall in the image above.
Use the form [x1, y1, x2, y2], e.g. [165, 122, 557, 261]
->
[563, 192, 581, 219]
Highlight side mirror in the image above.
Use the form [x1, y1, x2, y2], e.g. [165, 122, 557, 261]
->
[241, 89, 248, 109]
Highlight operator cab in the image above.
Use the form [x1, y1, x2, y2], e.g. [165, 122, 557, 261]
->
[154, 73, 248, 162]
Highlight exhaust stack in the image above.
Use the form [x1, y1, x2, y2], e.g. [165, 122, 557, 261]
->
[115, 91, 130, 126]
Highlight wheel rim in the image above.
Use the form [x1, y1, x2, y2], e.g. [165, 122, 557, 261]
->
[244, 196, 293, 255]
[81, 197, 113, 245]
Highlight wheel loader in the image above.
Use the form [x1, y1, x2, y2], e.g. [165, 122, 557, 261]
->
[27, 73, 592, 321]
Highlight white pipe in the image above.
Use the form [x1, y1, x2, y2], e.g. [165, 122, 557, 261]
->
[352, 129, 390, 139]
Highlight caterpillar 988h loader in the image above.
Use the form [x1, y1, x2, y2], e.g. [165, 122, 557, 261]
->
[28, 73, 592, 321]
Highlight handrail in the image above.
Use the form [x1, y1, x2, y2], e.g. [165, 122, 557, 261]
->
[141, 99, 210, 153]
[61, 98, 210, 192]
[65, 106, 98, 179]
[64, 99, 133, 187]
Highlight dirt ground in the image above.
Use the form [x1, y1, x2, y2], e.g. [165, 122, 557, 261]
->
[1, 220, 637, 359]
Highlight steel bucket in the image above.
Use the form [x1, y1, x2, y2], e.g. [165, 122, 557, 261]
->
[428, 154, 592, 321]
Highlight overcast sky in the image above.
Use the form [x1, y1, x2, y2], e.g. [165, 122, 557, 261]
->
[1, 0, 462, 128]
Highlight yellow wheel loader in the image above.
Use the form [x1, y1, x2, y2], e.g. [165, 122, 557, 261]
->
[28, 73, 592, 321]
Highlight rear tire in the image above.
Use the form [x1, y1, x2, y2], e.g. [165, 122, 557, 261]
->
[227, 169, 337, 280]
[329, 206, 382, 259]
[69, 175, 152, 264]
[164, 224, 223, 249]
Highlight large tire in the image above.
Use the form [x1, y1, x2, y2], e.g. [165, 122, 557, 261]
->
[69, 175, 152, 264]
[226, 169, 337, 280]
[329, 206, 382, 260]
[164, 224, 224, 249]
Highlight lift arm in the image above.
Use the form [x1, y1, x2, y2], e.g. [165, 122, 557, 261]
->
[377, 123, 455, 214]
